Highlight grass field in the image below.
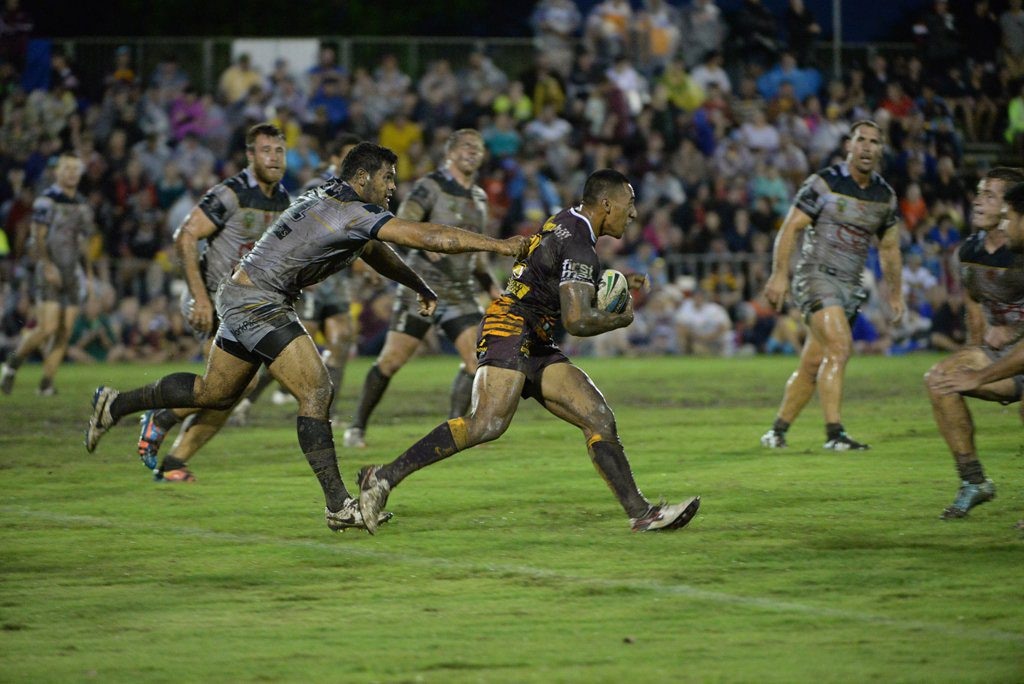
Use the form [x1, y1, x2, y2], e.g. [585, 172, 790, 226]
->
[1, 353, 1022, 683]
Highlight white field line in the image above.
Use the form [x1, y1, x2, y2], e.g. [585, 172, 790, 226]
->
[5, 506, 1024, 644]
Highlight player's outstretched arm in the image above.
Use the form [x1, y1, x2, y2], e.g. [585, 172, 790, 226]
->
[376, 218, 529, 258]
[559, 281, 633, 337]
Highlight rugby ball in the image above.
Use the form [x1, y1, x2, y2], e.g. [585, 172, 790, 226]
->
[596, 269, 630, 313]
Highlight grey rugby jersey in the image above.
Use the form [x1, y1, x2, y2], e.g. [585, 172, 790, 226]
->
[792, 162, 898, 283]
[398, 170, 489, 302]
[30, 185, 93, 270]
[240, 180, 394, 300]
[194, 168, 291, 294]
[959, 231, 1024, 330]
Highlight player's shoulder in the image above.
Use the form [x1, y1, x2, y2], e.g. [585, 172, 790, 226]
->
[958, 230, 988, 260]
[870, 172, 897, 200]
[543, 207, 592, 243]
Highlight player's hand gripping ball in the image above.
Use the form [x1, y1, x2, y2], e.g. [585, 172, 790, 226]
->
[596, 269, 631, 313]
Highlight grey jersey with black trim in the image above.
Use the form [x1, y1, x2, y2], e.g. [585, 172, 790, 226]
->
[397, 169, 489, 303]
[30, 185, 93, 270]
[191, 168, 291, 294]
[792, 162, 898, 283]
[240, 180, 394, 300]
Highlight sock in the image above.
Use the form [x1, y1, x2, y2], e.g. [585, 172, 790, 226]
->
[772, 417, 790, 434]
[38, 376, 53, 392]
[159, 454, 188, 473]
[826, 423, 844, 440]
[297, 416, 349, 511]
[246, 369, 275, 403]
[448, 369, 474, 419]
[109, 373, 198, 420]
[956, 459, 986, 485]
[588, 437, 649, 518]
[5, 354, 23, 370]
[379, 419, 465, 487]
[351, 364, 390, 430]
[153, 409, 182, 432]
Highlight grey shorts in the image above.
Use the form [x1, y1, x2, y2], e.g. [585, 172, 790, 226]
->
[389, 286, 483, 341]
[982, 345, 1024, 403]
[792, 269, 867, 323]
[34, 264, 83, 307]
[214, 280, 308, 366]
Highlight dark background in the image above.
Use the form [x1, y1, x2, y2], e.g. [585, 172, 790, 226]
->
[32, 0, 935, 44]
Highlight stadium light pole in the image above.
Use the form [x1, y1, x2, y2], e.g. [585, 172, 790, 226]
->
[832, 0, 842, 79]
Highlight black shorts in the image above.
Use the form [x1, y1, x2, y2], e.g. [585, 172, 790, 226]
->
[475, 296, 568, 401]
[389, 305, 481, 343]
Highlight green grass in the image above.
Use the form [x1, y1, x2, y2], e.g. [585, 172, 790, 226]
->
[1, 354, 1023, 683]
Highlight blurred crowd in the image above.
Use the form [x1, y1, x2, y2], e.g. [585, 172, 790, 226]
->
[2, 0, 1022, 366]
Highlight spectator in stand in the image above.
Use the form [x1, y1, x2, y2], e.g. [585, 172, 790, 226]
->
[750, 162, 790, 217]
[900, 182, 929, 233]
[659, 58, 705, 114]
[929, 290, 966, 352]
[1004, 81, 1024, 152]
[168, 85, 208, 143]
[170, 132, 215, 180]
[482, 112, 522, 160]
[459, 51, 509, 105]
[585, 0, 633, 61]
[757, 52, 821, 103]
[679, 0, 727, 68]
[306, 45, 346, 96]
[730, 0, 781, 67]
[675, 287, 734, 356]
[1001, 0, 1024, 78]
[530, 0, 582, 79]
[963, 0, 1000, 70]
[913, 1, 961, 74]
[633, 0, 681, 77]
[308, 74, 350, 136]
[493, 81, 534, 123]
[218, 53, 263, 106]
[739, 109, 781, 155]
[417, 59, 459, 129]
[785, 0, 821, 67]
[690, 50, 731, 96]
[379, 106, 423, 182]
[374, 53, 412, 118]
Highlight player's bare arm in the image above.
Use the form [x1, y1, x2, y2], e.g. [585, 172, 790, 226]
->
[935, 338, 1024, 394]
[30, 221, 60, 286]
[764, 207, 814, 311]
[559, 281, 633, 337]
[963, 290, 986, 346]
[376, 218, 529, 258]
[877, 223, 904, 322]
[360, 240, 438, 316]
[173, 207, 219, 333]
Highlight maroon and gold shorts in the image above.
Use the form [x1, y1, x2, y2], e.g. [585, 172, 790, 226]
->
[475, 296, 569, 400]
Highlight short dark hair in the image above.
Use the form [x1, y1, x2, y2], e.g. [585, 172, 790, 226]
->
[984, 166, 1024, 186]
[1004, 182, 1024, 214]
[849, 119, 883, 138]
[582, 169, 631, 206]
[246, 123, 284, 150]
[339, 142, 398, 182]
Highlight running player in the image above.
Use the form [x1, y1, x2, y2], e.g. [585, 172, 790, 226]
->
[1, 153, 94, 396]
[230, 134, 363, 427]
[135, 123, 291, 482]
[356, 169, 701, 535]
[924, 169, 1024, 518]
[344, 129, 499, 448]
[85, 143, 529, 532]
[760, 120, 903, 451]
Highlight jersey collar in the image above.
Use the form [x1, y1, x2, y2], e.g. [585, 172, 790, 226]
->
[570, 206, 596, 245]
